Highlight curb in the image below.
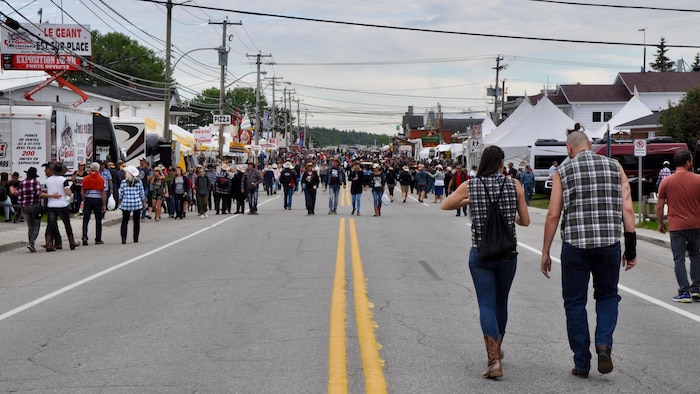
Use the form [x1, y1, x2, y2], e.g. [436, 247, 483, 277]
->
[0, 217, 122, 253]
[637, 234, 670, 249]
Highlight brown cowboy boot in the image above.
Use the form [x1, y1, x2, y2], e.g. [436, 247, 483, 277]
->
[482, 335, 503, 378]
[45, 235, 56, 252]
[68, 234, 80, 250]
[497, 334, 504, 360]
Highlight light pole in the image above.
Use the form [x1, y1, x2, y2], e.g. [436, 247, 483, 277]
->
[639, 28, 646, 72]
[164, 46, 223, 143]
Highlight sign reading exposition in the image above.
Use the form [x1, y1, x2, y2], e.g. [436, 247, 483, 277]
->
[1, 23, 91, 71]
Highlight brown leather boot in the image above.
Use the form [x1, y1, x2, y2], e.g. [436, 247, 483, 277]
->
[497, 334, 504, 360]
[45, 235, 56, 252]
[68, 234, 80, 250]
[482, 335, 502, 378]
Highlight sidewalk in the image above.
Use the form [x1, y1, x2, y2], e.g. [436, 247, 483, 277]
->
[0, 210, 671, 253]
[0, 212, 122, 253]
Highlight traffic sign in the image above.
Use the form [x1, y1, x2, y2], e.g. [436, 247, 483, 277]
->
[213, 114, 231, 125]
[634, 139, 647, 157]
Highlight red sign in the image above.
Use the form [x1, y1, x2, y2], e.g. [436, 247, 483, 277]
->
[2, 54, 87, 71]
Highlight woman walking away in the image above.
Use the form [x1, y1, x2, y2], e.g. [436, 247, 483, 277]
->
[194, 168, 211, 218]
[441, 145, 530, 379]
[370, 163, 385, 216]
[118, 166, 146, 244]
[349, 162, 364, 216]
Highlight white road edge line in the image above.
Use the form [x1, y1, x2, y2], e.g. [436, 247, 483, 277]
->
[517, 242, 700, 324]
[0, 198, 277, 323]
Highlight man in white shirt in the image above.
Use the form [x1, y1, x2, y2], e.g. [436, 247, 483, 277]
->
[40, 162, 79, 251]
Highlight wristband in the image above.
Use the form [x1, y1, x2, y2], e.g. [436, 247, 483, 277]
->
[623, 232, 636, 261]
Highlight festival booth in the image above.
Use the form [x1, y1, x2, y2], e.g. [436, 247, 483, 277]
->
[144, 117, 195, 170]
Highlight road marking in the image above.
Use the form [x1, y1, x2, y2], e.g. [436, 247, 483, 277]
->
[348, 218, 388, 394]
[328, 219, 348, 394]
[0, 198, 276, 323]
[517, 242, 700, 323]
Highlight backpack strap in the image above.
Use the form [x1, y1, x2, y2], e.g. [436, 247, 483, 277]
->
[479, 177, 507, 205]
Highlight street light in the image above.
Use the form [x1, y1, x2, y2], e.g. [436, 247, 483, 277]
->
[164, 46, 224, 142]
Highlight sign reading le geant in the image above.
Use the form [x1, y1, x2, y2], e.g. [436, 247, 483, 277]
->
[1, 24, 91, 71]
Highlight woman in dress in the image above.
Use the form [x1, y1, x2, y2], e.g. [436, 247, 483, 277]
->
[118, 166, 146, 244]
[441, 145, 530, 379]
[150, 167, 168, 221]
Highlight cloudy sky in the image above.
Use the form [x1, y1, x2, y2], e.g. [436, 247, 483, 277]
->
[1, 0, 699, 135]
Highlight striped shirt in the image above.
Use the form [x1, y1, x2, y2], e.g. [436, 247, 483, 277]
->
[118, 179, 146, 211]
[558, 150, 622, 249]
[468, 173, 518, 247]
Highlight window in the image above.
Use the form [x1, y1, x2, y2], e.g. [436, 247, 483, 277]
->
[592, 111, 613, 123]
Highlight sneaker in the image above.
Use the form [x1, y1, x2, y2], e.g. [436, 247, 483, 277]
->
[672, 292, 692, 303]
[204, 213, 208, 218]
[691, 293, 700, 302]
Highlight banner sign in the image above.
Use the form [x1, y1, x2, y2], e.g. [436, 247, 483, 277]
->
[1, 23, 91, 71]
[193, 127, 212, 143]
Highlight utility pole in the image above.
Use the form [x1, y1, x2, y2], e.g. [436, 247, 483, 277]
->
[501, 79, 506, 119]
[246, 52, 272, 147]
[163, 0, 173, 143]
[264, 76, 284, 141]
[210, 19, 241, 160]
[492, 55, 507, 123]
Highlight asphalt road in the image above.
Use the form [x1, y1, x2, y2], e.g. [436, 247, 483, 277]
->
[0, 189, 697, 393]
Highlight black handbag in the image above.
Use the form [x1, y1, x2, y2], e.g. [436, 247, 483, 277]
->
[478, 178, 516, 260]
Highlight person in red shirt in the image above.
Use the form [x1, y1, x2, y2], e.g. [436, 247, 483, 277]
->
[657, 150, 700, 303]
[81, 162, 106, 245]
[449, 165, 470, 216]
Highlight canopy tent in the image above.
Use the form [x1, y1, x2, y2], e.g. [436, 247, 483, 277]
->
[485, 96, 575, 167]
[483, 100, 533, 144]
[589, 94, 653, 139]
[487, 96, 575, 148]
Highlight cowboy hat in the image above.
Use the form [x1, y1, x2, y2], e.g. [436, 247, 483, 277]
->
[124, 165, 140, 177]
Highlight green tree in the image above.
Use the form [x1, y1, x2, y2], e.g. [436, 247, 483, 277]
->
[692, 52, 700, 70]
[658, 86, 700, 149]
[67, 31, 166, 87]
[649, 37, 675, 72]
[185, 86, 268, 127]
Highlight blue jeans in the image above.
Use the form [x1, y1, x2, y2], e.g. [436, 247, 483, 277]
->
[328, 184, 341, 212]
[351, 193, 361, 212]
[304, 188, 317, 214]
[561, 242, 621, 372]
[283, 186, 294, 209]
[523, 183, 534, 205]
[247, 187, 258, 212]
[372, 190, 383, 208]
[468, 247, 517, 339]
[669, 229, 700, 294]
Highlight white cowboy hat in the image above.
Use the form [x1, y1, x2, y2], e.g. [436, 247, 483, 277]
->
[124, 165, 140, 177]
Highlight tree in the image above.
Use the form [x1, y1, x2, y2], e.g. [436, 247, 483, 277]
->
[185, 86, 268, 127]
[649, 37, 675, 72]
[658, 86, 700, 149]
[692, 52, 700, 71]
[66, 31, 166, 87]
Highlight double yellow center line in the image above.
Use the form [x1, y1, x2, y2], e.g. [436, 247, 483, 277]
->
[328, 218, 387, 394]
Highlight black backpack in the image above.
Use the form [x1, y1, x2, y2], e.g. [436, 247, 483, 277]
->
[478, 178, 516, 260]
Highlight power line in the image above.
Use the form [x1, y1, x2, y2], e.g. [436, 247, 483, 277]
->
[527, 0, 700, 13]
[134, 0, 700, 49]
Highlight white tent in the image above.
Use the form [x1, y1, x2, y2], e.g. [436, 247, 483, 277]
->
[483, 100, 533, 144]
[485, 96, 575, 167]
[487, 96, 574, 147]
[589, 94, 652, 139]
